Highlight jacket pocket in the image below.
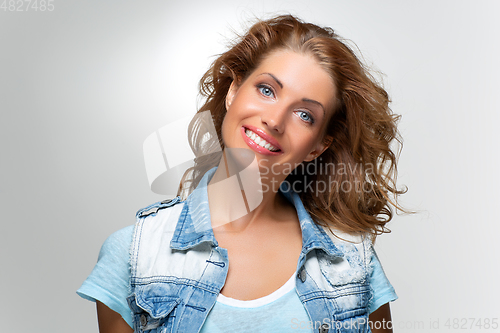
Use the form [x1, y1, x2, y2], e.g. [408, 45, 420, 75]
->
[332, 307, 370, 333]
[325, 284, 372, 333]
[129, 294, 181, 333]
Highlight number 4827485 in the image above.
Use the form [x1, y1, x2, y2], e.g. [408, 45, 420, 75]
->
[445, 318, 499, 330]
[1, 0, 55, 11]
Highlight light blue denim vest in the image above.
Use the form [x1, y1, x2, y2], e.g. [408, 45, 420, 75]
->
[127, 168, 374, 333]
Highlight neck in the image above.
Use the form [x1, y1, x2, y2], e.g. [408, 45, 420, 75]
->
[207, 150, 291, 232]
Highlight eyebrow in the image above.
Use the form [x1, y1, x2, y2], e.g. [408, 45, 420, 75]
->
[259, 72, 326, 115]
[262, 73, 283, 88]
[302, 98, 325, 115]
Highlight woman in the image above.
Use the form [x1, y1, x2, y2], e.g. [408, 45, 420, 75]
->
[78, 15, 404, 333]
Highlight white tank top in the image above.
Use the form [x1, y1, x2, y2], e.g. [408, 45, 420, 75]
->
[199, 274, 312, 332]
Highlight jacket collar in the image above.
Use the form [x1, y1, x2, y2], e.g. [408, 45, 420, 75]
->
[170, 167, 343, 258]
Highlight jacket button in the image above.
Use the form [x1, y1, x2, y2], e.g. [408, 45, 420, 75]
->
[140, 207, 159, 217]
[140, 314, 147, 326]
[319, 323, 329, 333]
[298, 268, 306, 282]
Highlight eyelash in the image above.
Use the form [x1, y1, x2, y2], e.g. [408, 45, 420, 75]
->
[256, 83, 315, 125]
[257, 84, 275, 98]
[296, 110, 315, 124]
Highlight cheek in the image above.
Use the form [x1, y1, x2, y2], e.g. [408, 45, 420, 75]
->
[222, 97, 257, 131]
[230, 89, 262, 117]
[297, 133, 322, 156]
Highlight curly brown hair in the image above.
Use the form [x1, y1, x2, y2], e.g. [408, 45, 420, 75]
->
[179, 15, 406, 238]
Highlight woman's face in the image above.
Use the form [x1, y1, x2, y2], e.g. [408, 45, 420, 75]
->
[221, 50, 336, 177]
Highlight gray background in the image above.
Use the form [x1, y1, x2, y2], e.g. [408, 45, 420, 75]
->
[1, 0, 499, 332]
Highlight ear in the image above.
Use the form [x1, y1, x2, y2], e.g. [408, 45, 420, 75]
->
[303, 135, 333, 162]
[225, 79, 239, 110]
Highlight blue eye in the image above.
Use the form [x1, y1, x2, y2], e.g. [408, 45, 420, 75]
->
[258, 85, 274, 97]
[297, 110, 314, 124]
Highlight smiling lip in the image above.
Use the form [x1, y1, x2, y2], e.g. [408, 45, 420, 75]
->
[240, 126, 283, 156]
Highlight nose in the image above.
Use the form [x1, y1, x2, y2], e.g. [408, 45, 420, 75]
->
[261, 104, 287, 134]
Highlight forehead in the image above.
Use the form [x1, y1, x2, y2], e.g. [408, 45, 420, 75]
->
[248, 50, 337, 110]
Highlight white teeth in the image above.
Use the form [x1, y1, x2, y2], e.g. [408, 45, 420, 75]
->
[244, 129, 279, 152]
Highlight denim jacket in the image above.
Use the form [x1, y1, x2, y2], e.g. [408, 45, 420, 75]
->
[127, 168, 374, 333]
